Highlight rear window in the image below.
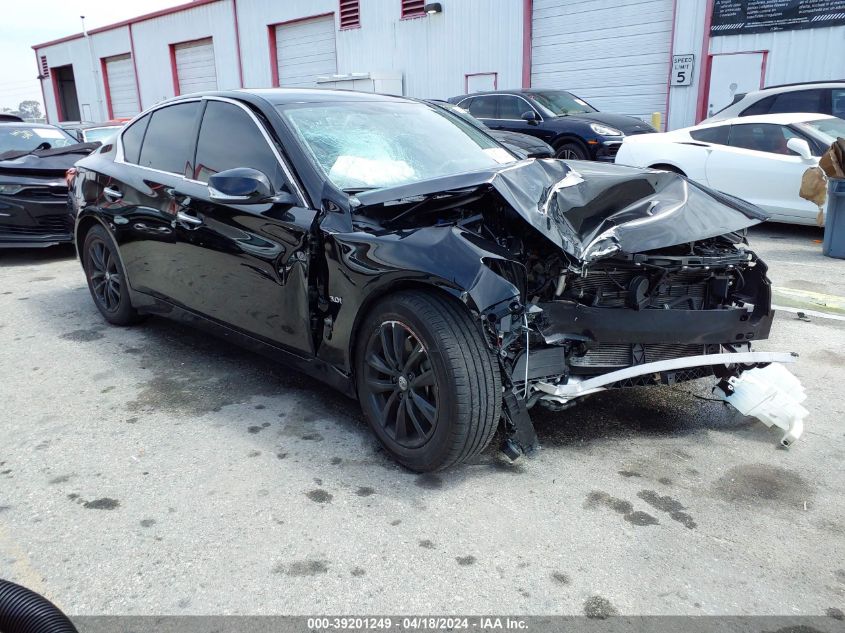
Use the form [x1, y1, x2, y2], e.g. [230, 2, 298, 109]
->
[137, 102, 201, 175]
[768, 89, 825, 115]
[740, 96, 775, 116]
[121, 115, 149, 164]
[690, 125, 730, 145]
[467, 96, 497, 119]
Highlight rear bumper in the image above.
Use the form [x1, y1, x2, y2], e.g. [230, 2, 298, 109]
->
[0, 192, 73, 248]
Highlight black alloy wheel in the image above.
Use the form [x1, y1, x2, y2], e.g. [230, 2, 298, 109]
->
[555, 142, 588, 160]
[88, 238, 122, 313]
[362, 320, 438, 449]
[82, 224, 141, 325]
[354, 290, 502, 472]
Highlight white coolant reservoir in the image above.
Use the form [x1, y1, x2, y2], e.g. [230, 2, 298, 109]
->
[715, 363, 808, 447]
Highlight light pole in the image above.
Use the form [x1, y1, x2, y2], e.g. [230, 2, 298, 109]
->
[82, 15, 105, 121]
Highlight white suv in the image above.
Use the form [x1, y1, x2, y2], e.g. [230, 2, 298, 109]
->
[702, 81, 845, 123]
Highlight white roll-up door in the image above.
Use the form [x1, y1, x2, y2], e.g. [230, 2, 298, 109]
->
[531, 0, 674, 121]
[104, 54, 139, 118]
[275, 15, 337, 87]
[174, 38, 218, 94]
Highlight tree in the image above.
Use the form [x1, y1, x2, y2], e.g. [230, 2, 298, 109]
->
[17, 101, 42, 120]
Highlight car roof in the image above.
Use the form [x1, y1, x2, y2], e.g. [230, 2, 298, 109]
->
[743, 81, 845, 99]
[702, 112, 835, 127]
[232, 88, 412, 105]
[684, 113, 836, 133]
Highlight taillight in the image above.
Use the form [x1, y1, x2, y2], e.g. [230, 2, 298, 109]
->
[65, 167, 77, 187]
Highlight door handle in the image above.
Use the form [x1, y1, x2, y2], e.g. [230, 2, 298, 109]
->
[103, 187, 122, 201]
[176, 210, 203, 226]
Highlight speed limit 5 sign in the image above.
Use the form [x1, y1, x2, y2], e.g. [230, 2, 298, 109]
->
[671, 54, 695, 86]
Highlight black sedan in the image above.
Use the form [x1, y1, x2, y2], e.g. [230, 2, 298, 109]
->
[448, 89, 655, 161]
[0, 122, 95, 248]
[71, 89, 788, 471]
[427, 100, 553, 158]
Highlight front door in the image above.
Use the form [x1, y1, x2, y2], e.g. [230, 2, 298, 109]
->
[704, 122, 817, 222]
[171, 98, 317, 355]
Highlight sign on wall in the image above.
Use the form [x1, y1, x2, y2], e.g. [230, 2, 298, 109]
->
[711, 0, 845, 36]
[671, 54, 695, 86]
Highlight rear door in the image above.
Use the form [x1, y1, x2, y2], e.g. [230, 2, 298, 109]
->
[170, 98, 317, 354]
[115, 101, 203, 299]
[704, 122, 818, 222]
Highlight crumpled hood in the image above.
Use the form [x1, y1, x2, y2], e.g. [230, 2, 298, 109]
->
[354, 159, 768, 262]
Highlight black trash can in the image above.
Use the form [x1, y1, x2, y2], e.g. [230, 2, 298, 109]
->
[823, 178, 845, 259]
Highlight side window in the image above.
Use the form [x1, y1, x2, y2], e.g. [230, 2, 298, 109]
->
[138, 102, 201, 176]
[194, 101, 285, 188]
[121, 114, 150, 164]
[740, 96, 775, 116]
[499, 96, 530, 119]
[832, 89, 845, 118]
[729, 123, 800, 155]
[768, 89, 825, 114]
[689, 125, 730, 145]
[467, 96, 497, 119]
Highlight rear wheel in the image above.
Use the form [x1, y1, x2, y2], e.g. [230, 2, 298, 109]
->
[82, 224, 141, 325]
[355, 290, 502, 472]
[554, 141, 588, 160]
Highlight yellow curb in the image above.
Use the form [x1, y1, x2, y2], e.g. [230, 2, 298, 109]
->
[773, 287, 845, 316]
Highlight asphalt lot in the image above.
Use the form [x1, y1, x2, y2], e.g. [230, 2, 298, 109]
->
[1, 223, 844, 617]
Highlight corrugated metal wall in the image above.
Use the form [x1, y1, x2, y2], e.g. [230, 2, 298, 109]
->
[33, 0, 844, 129]
[335, 0, 524, 99]
[131, 0, 239, 106]
[709, 25, 845, 86]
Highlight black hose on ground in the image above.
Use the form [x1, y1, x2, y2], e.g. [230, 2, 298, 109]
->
[0, 579, 77, 633]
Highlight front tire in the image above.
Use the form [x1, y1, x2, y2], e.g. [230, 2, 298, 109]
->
[554, 141, 588, 160]
[82, 224, 141, 325]
[355, 290, 502, 472]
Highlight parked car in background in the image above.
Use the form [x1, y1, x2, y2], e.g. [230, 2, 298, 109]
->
[427, 100, 553, 158]
[0, 122, 96, 247]
[0, 114, 24, 123]
[615, 113, 845, 225]
[703, 81, 845, 123]
[448, 89, 655, 161]
[59, 120, 126, 144]
[71, 89, 789, 471]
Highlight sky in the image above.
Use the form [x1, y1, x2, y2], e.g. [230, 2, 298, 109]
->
[0, 0, 183, 113]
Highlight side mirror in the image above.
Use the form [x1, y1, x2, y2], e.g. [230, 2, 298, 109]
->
[787, 137, 813, 160]
[208, 168, 274, 204]
[521, 110, 538, 123]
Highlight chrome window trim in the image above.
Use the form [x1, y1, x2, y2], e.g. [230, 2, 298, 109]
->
[456, 94, 544, 122]
[114, 95, 308, 207]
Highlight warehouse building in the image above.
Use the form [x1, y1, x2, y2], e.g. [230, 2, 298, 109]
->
[32, 0, 845, 130]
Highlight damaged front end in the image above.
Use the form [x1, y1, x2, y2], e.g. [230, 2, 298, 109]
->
[351, 159, 804, 454]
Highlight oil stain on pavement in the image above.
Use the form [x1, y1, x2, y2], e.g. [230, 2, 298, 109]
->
[713, 464, 814, 508]
[637, 490, 697, 529]
[584, 490, 658, 526]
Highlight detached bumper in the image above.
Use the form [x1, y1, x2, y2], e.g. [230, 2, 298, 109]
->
[535, 351, 797, 400]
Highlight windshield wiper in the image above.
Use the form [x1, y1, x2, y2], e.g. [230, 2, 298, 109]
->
[343, 187, 377, 194]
